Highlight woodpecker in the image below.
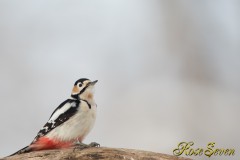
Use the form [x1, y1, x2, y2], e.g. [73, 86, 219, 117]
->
[10, 78, 99, 156]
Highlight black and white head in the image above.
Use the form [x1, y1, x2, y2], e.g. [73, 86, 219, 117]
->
[71, 78, 98, 100]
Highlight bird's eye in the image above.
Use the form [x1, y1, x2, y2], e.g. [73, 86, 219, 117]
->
[78, 83, 82, 87]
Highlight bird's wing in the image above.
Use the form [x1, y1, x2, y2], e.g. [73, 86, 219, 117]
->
[31, 99, 80, 143]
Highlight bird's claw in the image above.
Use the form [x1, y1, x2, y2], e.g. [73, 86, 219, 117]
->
[89, 142, 100, 147]
[73, 142, 100, 151]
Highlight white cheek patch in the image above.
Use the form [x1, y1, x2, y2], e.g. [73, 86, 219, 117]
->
[72, 86, 80, 94]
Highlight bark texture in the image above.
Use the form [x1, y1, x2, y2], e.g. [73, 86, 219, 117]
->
[2, 147, 191, 160]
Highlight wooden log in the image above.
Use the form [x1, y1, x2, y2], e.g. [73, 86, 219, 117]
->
[2, 147, 192, 160]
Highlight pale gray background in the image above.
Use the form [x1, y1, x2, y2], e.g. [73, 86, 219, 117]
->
[1, 1, 240, 159]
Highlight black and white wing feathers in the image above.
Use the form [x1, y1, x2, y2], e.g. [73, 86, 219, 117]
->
[31, 99, 80, 143]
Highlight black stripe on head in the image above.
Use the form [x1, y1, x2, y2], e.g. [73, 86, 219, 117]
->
[71, 85, 89, 99]
[79, 85, 88, 95]
[74, 78, 89, 85]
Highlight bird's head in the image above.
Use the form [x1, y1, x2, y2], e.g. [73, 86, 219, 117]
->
[71, 78, 98, 100]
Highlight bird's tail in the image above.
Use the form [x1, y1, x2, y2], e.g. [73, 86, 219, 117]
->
[8, 145, 32, 157]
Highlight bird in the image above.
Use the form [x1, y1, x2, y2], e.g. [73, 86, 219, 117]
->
[10, 78, 99, 156]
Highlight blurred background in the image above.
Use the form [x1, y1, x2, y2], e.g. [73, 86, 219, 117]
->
[0, 0, 240, 159]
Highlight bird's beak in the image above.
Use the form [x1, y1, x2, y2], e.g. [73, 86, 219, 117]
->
[89, 80, 98, 86]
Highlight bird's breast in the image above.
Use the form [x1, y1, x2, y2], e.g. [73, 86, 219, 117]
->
[46, 101, 97, 142]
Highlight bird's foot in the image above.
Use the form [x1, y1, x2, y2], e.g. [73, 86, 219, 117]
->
[88, 142, 100, 147]
[73, 142, 100, 151]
